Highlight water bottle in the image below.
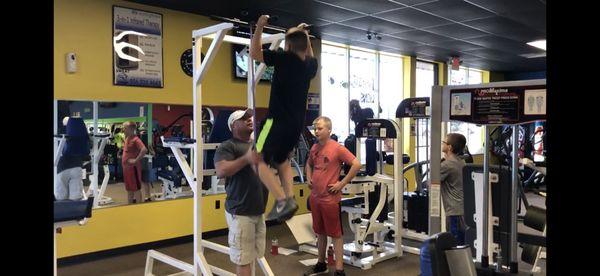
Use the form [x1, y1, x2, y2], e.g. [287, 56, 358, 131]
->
[327, 245, 334, 266]
[271, 238, 279, 256]
[496, 249, 503, 272]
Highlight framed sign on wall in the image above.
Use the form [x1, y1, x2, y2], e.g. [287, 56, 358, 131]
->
[113, 6, 163, 88]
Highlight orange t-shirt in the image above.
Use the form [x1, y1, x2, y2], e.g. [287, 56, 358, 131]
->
[308, 139, 356, 203]
[122, 136, 145, 167]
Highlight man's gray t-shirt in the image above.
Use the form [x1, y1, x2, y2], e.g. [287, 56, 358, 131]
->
[214, 138, 268, 216]
[440, 156, 466, 216]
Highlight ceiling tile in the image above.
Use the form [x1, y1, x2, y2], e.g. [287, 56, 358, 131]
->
[272, 1, 365, 22]
[363, 35, 422, 51]
[317, 0, 404, 15]
[375, 7, 452, 28]
[320, 23, 371, 41]
[463, 16, 545, 42]
[464, 35, 543, 55]
[387, 0, 438, 6]
[430, 40, 484, 52]
[341, 16, 414, 35]
[461, 48, 525, 63]
[424, 23, 489, 39]
[392, 30, 453, 44]
[414, 0, 495, 22]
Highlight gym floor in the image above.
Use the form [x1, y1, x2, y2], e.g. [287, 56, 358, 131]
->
[58, 192, 546, 276]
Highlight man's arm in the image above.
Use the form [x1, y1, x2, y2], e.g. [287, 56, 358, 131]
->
[250, 15, 269, 62]
[305, 160, 313, 189]
[215, 147, 255, 178]
[297, 23, 314, 58]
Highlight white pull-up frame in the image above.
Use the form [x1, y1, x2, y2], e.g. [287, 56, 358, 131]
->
[145, 22, 284, 276]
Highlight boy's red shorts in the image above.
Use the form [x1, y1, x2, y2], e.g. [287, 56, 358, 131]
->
[309, 196, 343, 238]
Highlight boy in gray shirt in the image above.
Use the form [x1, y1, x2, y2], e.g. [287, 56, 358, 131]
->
[441, 133, 467, 245]
[214, 109, 268, 276]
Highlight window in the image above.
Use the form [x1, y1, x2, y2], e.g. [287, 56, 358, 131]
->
[321, 42, 404, 141]
[448, 67, 485, 154]
[415, 61, 438, 164]
[321, 42, 404, 164]
[349, 49, 378, 136]
[379, 54, 404, 121]
[321, 44, 349, 140]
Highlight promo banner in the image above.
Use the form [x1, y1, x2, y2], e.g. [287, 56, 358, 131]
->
[449, 85, 546, 125]
[113, 6, 163, 88]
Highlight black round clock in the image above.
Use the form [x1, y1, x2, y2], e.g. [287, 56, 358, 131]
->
[180, 49, 204, 77]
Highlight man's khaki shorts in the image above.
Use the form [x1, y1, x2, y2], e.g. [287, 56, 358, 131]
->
[225, 211, 266, 265]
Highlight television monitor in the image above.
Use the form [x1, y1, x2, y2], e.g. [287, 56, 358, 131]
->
[232, 44, 275, 82]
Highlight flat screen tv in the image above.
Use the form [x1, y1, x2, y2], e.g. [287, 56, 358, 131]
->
[232, 44, 275, 82]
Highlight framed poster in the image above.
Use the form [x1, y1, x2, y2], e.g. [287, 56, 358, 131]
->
[113, 6, 163, 88]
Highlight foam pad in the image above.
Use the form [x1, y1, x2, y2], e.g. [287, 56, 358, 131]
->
[54, 197, 94, 223]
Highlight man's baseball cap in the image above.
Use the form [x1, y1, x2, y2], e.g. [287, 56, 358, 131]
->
[228, 108, 254, 131]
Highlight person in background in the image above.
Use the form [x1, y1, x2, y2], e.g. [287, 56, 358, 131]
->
[441, 133, 467, 245]
[55, 117, 91, 201]
[122, 121, 148, 204]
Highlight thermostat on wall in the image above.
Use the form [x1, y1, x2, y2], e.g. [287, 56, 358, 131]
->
[66, 52, 77, 73]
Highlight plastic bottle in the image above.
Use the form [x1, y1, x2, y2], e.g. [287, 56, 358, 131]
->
[271, 238, 279, 256]
[496, 249, 503, 272]
[327, 245, 334, 266]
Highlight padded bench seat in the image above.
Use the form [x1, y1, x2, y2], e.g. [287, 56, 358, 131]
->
[341, 196, 365, 207]
[54, 197, 94, 223]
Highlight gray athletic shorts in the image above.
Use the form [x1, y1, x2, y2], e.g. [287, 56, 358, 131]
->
[225, 211, 266, 265]
[55, 167, 84, 200]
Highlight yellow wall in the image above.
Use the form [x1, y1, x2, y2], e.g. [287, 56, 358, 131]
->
[57, 184, 311, 258]
[54, 0, 320, 106]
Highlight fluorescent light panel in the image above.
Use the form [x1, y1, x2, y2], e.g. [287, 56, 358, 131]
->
[527, 39, 546, 51]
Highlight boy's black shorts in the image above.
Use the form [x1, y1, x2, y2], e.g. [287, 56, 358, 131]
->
[256, 117, 300, 165]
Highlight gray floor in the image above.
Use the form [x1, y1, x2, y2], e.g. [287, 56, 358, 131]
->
[59, 193, 546, 275]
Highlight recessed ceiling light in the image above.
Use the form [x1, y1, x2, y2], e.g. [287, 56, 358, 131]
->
[527, 40, 546, 51]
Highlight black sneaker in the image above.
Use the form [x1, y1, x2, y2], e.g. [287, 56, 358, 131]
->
[266, 198, 299, 222]
[334, 270, 346, 276]
[303, 262, 328, 276]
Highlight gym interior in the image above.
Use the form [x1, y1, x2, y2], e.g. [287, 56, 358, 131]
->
[53, 0, 548, 275]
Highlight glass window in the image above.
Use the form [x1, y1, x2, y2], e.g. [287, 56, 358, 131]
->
[415, 61, 437, 164]
[416, 61, 436, 98]
[468, 69, 483, 84]
[448, 67, 485, 154]
[379, 54, 404, 121]
[450, 67, 467, 85]
[349, 49, 378, 136]
[321, 44, 349, 140]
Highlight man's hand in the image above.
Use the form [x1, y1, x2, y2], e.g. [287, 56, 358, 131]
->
[327, 181, 344, 194]
[308, 179, 313, 190]
[257, 15, 270, 28]
[297, 23, 310, 32]
[127, 159, 136, 165]
[244, 147, 259, 166]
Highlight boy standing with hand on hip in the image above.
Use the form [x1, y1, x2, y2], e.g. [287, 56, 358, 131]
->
[304, 116, 361, 276]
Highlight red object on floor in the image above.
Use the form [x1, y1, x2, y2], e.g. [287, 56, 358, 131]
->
[327, 245, 334, 266]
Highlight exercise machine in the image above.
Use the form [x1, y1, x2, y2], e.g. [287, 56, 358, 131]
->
[144, 21, 284, 276]
[300, 118, 409, 269]
[427, 79, 547, 274]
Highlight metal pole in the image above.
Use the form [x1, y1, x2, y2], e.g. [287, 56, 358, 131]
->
[53, 100, 58, 276]
[481, 125, 490, 267]
[510, 125, 519, 272]
[248, 22, 258, 142]
[92, 102, 99, 202]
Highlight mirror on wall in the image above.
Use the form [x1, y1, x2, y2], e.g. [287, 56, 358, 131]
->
[54, 100, 309, 208]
